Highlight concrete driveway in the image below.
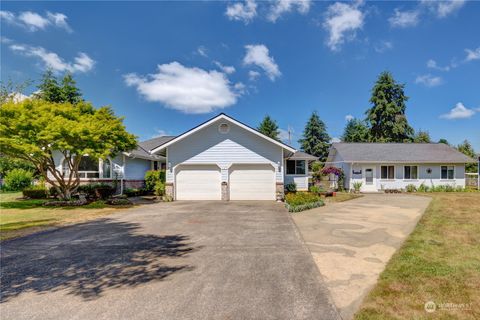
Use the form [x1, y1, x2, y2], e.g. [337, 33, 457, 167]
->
[292, 194, 431, 320]
[1, 201, 339, 320]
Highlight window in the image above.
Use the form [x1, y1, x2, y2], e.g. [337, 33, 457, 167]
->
[380, 165, 395, 179]
[441, 166, 454, 180]
[62, 156, 100, 179]
[218, 123, 230, 134]
[102, 159, 111, 178]
[153, 161, 158, 171]
[404, 166, 418, 180]
[286, 160, 306, 175]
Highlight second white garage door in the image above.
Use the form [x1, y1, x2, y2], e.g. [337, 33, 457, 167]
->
[175, 165, 221, 200]
[229, 164, 275, 200]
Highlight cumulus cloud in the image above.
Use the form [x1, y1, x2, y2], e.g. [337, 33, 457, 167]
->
[124, 62, 241, 114]
[0, 10, 72, 32]
[243, 44, 281, 81]
[415, 74, 443, 87]
[248, 70, 261, 81]
[9, 43, 94, 73]
[196, 46, 208, 57]
[426, 59, 452, 71]
[440, 102, 476, 119]
[422, 0, 466, 18]
[345, 114, 354, 121]
[267, 0, 311, 22]
[214, 61, 236, 74]
[388, 9, 420, 28]
[374, 41, 393, 53]
[323, 1, 364, 51]
[225, 0, 257, 24]
[465, 47, 480, 61]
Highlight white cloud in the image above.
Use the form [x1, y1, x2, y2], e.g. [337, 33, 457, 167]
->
[465, 47, 480, 61]
[331, 137, 341, 143]
[248, 70, 261, 81]
[0, 10, 72, 32]
[243, 44, 281, 81]
[214, 61, 236, 74]
[374, 41, 393, 53]
[426, 59, 451, 71]
[415, 74, 443, 87]
[422, 0, 465, 18]
[345, 114, 354, 121]
[196, 46, 208, 57]
[440, 102, 476, 119]
[124, 61, 241, 114]
[323, 1, 364, 51]
[225, 0, 257, 24]
[267, 0, 312, 22]
[388, 9, 420, 28]
[9, 43, 94, 73]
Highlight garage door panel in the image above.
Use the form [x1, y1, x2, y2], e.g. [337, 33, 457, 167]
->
[176, 165, 221, 200]
[229, 164, 275, 200]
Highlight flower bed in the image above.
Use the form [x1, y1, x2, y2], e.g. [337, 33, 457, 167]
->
[285, 192, 324, 212]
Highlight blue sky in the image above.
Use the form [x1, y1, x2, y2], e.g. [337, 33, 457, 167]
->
[1, 1, 479, 149]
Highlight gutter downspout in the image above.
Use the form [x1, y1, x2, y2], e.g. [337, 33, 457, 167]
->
[121, 154, 125, 195]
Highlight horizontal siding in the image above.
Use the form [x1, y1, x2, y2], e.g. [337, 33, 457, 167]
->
[285, 175, 308, 191]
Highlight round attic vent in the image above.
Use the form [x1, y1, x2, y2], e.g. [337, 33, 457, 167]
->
[218, 123, 230, 134]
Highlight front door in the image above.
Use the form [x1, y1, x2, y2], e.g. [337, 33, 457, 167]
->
[363, 167, 376, 192]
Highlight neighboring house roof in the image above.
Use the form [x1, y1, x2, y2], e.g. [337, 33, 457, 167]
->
[139, 136, 176, 152]
[287, 151, 318, 161]
[151, 113, 297, 154]
[124, 137, 175, 161]
[328, 142, 476, 163]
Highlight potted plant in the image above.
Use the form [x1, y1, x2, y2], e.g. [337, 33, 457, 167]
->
[352, 181, 362, 193]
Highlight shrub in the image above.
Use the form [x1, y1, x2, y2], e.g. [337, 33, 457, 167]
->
[77, 183, 115, 199]
[22, 187, 48, 199]
[285, 192, 324, 212]
[285, 183, 297, 193]
[145, 170, 166, 191]
[418, 183, 430, 192]
[353, 181, 362, 192]
[405, 184, 417, 193]
[309, 185, 321, 194]
[3, 169, 33, 191]
[124, 188, 148, 197]
[94, 185, 115, 199]
[154, 181, 165, 196]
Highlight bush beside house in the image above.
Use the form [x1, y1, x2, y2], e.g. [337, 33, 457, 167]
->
[285, 192, 324, 212]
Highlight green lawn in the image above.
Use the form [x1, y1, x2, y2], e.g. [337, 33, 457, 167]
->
[0, 192, 128, 241]
[355, 192, 480, 320]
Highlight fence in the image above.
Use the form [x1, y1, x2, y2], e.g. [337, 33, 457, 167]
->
[465, 173, 479, 188]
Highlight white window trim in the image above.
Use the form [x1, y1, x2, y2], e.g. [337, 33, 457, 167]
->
[440, 164, 455, 181]
[380, 165, 396, 180]
[403, 165, 419, 181]
[285, 159, 307, 176]
[61, 156, 113, 180]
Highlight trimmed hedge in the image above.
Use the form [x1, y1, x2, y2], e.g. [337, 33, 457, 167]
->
[77, 183, 115, 199]
[124, 188, 149, 197]
[22, 188, 48, 199]
[285, 192, 324, 212]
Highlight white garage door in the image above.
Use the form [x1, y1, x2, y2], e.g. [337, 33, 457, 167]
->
[229, 164, 275, 200]
[175, 165, 221, 200]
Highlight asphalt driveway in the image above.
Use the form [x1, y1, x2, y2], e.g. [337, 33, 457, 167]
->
[292, 194, 431, 320]
[1, 201, 339, 320]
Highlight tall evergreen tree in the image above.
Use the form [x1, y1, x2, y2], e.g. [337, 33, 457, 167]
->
[298, 111, 331, 162]
[36, 70, 62, 102]
[257, 115, 280, 140]
[413, 130, 431, 143]
[365, 71, 414, 142]
[457, 139, 477, 173]
[341, 119, 369, 142]
[60, 73, 82, 104]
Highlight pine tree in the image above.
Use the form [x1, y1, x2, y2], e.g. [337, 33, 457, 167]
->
[413, 130, 431, 143]
[365, 71, 414, 142]
[257, 115, 280, 140]
[457, 140, 477, 173]
[61, 73, 82, 104]
[341, 119, 369, 142]
[298, 111, 331, 162]
[36, 70, 62, 103]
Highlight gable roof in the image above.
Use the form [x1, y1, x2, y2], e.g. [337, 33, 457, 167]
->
[288, 151, 318, 161]
[328, 142, 476, 163]
[151, 113, 296, 154]
[139, 136, 176, 152]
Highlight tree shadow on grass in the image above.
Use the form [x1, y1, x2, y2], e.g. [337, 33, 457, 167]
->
[0, 219, 197, 302]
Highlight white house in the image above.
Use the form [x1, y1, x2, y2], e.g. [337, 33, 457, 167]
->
[50, 114, 316, 200]
[326, 142, 476, 192]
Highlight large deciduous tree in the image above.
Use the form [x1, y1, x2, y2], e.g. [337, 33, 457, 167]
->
[365, 71, 414, 142]
[457, 139, 477, 173]
[0, 99, 137, 199]
[257, 115, 280, 141]
[298, 111, 331, 162]
[341, 119, 369, 142]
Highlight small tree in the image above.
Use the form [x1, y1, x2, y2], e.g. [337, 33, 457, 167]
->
[457, 140, 477, 173]
[0, 99, 137, 199]
[341, 119, 369, 142]
[413, 130, 431, 143]
[257, 115, 280, 140]
[365, 71, 414, 142]
[438, 138, 450, 145]
[298, 111, 331, 162]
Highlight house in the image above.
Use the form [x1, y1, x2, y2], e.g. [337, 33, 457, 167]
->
[326, 142, 476, 192]
[51, 114, 316, 200]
